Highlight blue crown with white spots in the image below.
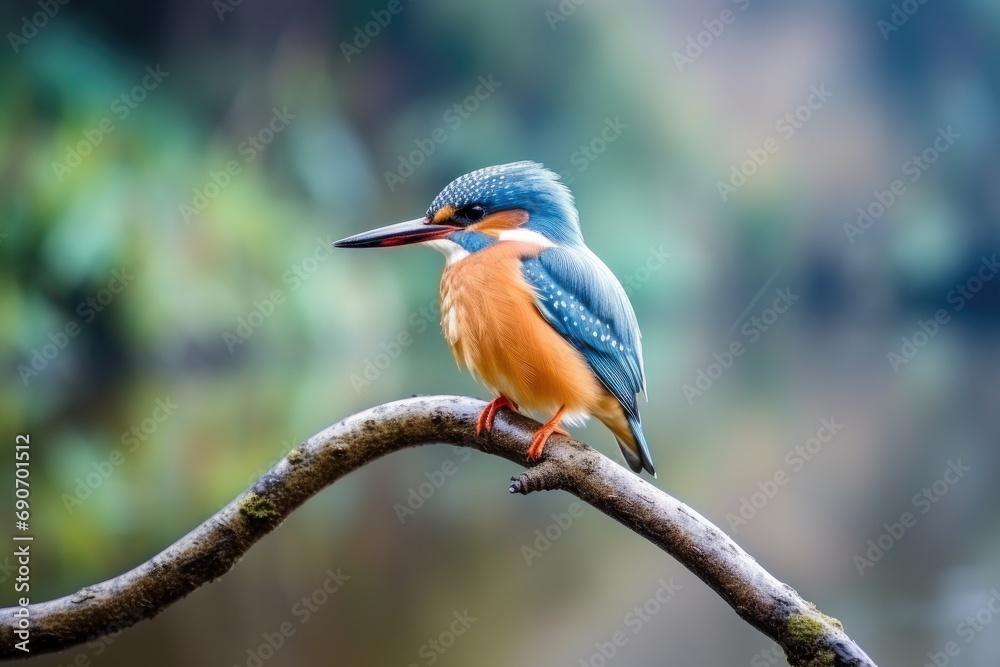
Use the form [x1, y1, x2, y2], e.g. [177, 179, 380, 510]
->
[427, 161, 584, 246]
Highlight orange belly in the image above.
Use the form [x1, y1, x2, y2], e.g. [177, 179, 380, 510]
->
[439, 241, 610, 421]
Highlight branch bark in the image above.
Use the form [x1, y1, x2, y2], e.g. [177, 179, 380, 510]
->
[0, 396, 876, 666]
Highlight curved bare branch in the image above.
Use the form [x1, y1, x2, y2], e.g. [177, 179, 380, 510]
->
[0, 396, 876, 666]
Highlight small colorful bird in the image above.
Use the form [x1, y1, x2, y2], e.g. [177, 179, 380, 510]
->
[334, 161, 655, 476]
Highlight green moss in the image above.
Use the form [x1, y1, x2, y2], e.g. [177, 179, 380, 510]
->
[787, 614, 825, 643]
[240, 493, 278, 522]
[810, 653, 836, 667]
[786, 613, 839, 667]
[286, 448, 304, 464]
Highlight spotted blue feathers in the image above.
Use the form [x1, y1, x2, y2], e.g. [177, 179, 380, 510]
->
[522, 246, 654, 473]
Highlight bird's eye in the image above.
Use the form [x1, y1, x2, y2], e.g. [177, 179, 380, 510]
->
[463, 205, 486, 222]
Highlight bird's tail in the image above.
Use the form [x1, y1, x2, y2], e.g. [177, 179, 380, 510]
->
[615, 412, 656, 477]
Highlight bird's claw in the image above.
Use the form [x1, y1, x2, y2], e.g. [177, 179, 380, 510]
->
[526, 425, 568, 460]
[475, 396, 519, 435]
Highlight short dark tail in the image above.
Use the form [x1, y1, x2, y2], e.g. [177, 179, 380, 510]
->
[616, 412, 656, 477]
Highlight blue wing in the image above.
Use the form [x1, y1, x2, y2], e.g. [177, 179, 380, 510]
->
[521, 245, 654, 474]
[521, 246, 646, 416]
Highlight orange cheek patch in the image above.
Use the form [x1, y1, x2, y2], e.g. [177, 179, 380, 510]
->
[469, 209, 530, 235]
[432, 205, 456, 224]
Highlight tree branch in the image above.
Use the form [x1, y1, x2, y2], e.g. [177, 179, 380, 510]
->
[0, 396, 876, 666]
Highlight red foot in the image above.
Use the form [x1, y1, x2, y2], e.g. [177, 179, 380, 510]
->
[527, 406, 569, 461]
[476, 395, 519, 435]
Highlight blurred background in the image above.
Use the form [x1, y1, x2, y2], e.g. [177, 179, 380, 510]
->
[2, 0, 999, 664]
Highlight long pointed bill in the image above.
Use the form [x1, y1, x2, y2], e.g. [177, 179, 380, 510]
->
[333, 218, 455, 248]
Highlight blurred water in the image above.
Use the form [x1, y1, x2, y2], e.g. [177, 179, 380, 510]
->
[1, 0, 999, 665]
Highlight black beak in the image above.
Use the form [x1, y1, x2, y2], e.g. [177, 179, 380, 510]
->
[333, 218, 456, 249]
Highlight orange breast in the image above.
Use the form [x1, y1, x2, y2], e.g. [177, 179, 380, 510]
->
[439, 242, 608, 418]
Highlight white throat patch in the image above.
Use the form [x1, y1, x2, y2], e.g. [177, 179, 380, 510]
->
[423, 239, 471, 265]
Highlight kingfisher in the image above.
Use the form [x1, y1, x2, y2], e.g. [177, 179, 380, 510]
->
[334, 161, 655, 476]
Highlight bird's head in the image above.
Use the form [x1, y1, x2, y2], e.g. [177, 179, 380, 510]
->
[333, 161, 583, 260]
